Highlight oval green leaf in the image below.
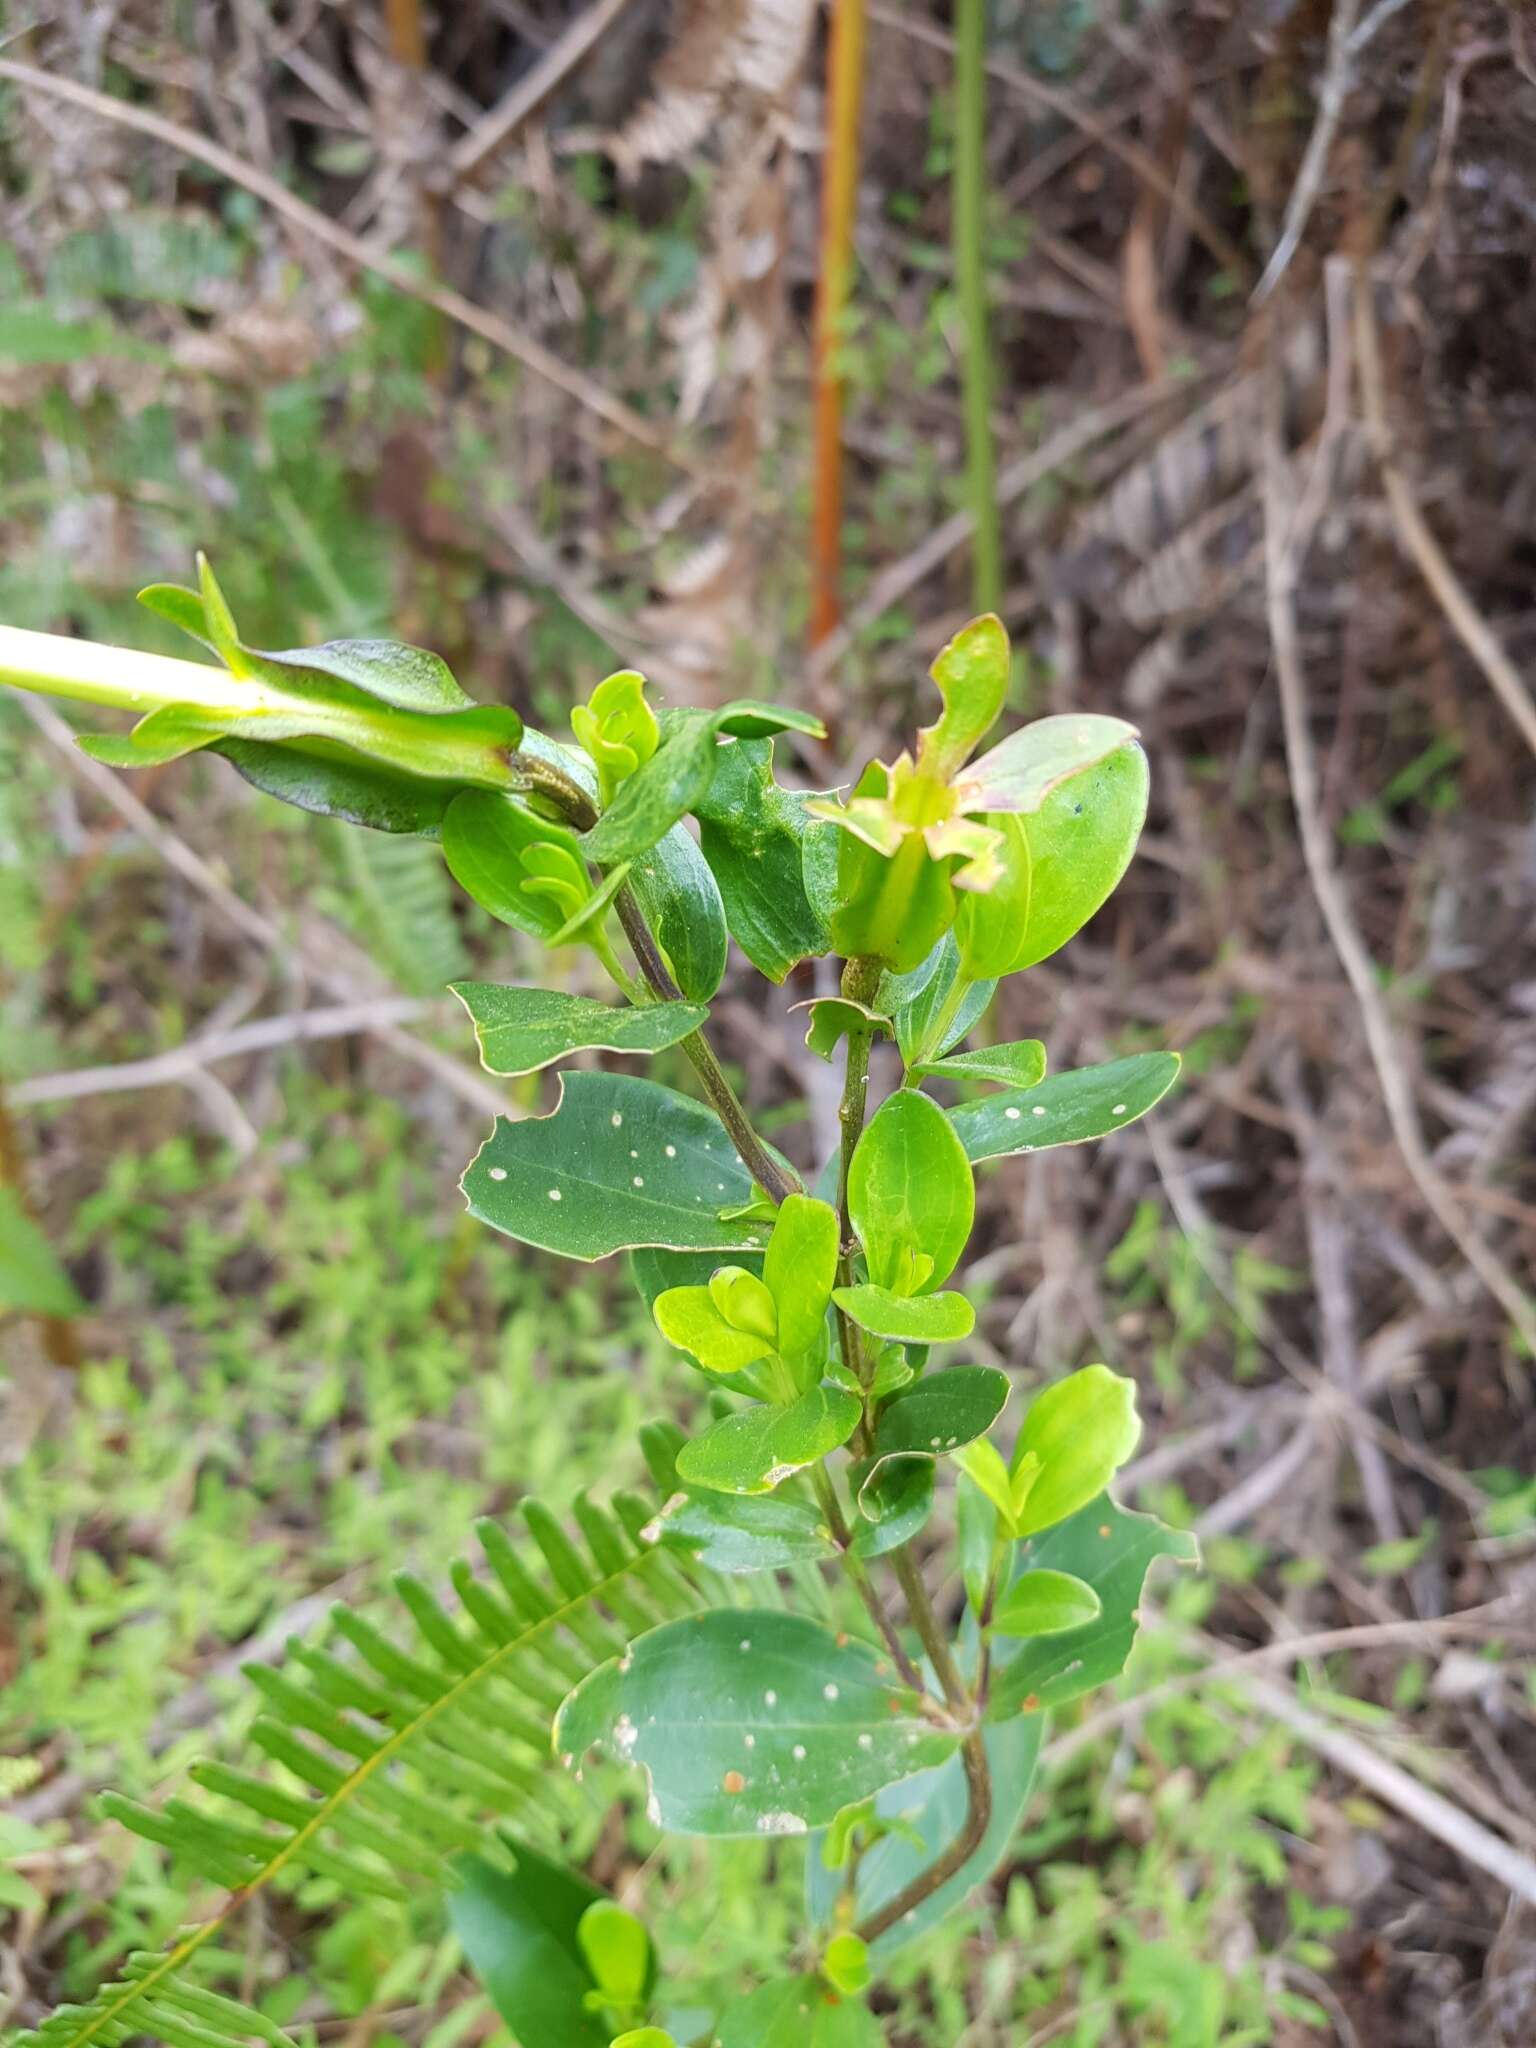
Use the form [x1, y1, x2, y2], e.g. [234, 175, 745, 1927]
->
[911, 1039, 1046, 1089]
[448, 1848, 609, 2048]
[462, 1072, 776, 1261]
[555, 1610, 959, 1837]
[675, 1386, 861, 1496]
[832, 1284, 974, 1344]
[717, 1978, 882, 2048]
[870, 1365, 1009, 1468]
[646, 1491, 838, 1573]
[952, 710, 1138, 814]
[695, 739, 832, 981]
[1013, 1363, 1141, 1538]
[990, 1568, 1102, 1638]
[948, 1051, 1181, 1162]
[848, 1088, 974, 1293]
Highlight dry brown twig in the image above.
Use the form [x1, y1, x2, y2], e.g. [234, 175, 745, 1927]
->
[1352, 264, 1536, 763]
[445, 0, 641, 186]
[0, 57, 684, 466]
[1258, 345, 1536, 1363]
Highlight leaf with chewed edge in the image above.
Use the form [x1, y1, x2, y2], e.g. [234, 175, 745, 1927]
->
[452, 984, 707, 1077]
[555, 1611, 958, 1838]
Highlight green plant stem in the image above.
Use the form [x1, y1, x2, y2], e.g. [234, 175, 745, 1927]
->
[515, 747, 803, 1208]
[853, 1728, 992, 1945]
[809, 1465, 926, 1695]
[836, 955, 883, 1249]
[887, 1543, 968, 1713]
[953, 0, 1001, 612]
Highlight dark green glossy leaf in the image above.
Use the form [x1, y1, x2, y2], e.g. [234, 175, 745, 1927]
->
[986, 1495, 1198, 1720]
[463, 1072, 774, 1261]
[646, 1490, 838, 1573]
[629, 823, 729, 1003]
[448, 1848, 609, 2048]
[832, 1284, 974, 1344]
[695, 739, 832, 980]
[675, 1386, 861, 1495]
[555, 1610, 958, 1837]
[451, 983, 706, 1078]
[911, 1039, 1046, 1089]
[805, 1718, 1043, 1956]
[442, 789, 590, 943]
[215, 737, 455, 836]
[948, 1052, 1181, 1162]
[581, 718, 718, 864]
[991, 1568, 1101, 1638]
[870, 1366, 1009, 1470]
[717, 1979, 882, 2048]
[849, 1455, 935, 1560]
[848, 1088, 974, 1293]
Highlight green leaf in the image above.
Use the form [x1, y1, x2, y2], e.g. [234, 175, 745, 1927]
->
[710, 701, 827, 740]
[654, 1283, 776, 1375]
[954, 744, 1149, 978]
[571, 670, 658, 807]
[987, 1496, 1198, 1719]
[763, 1194, 840, 1380]
[821, 1933, 871, 1997]
[952, 711, 1139, 814]
[581, 718, 719, 864]
[891, 933, 996, 1067]
[555, 1611, 959, 1837]
[957, 1469, 1000, 1609]
[796, 997, 892, 1063]
[675, 1387, 861, 1495]
[647, 1491, 838, 1573]
[952, 1440, 1014, 1525]
[610, 2032, 676, 2048]
[718, 1978, 882, 2048]
[463, 1072, 775, 1261]
[442, 790, 592, 943]
[948, 1052, 1181, 1161]
[629, 822, 729, 1003]
[448, 1848, 610, 2048]
[630, 1246, 761, 1317]
[694, 739, 832, 981]
[805, 1718, 1043, 1957]
[911, 1039, 1046, 1089]
[848, 1455, 935, 1560]
[848, 1088, 974, 1293]
[452, 984, 707, 1078]
[215, 737, 457, 836]
[869, 1366, 1009, 1472]
[991, 1569, 1102, 1638]
[576, 1899, 653, 2005]
[916, 613, 1011, 780]
[832, 1284, 974, 1343]
[1012, 1364, 1141, 1537]
[0, 1188, 83, 1318]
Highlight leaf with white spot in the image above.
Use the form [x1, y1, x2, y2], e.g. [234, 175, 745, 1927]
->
[675, 1387, 861, 1496]
[452, 984, 707, 1077]
[462, 1072, 778, 1261]
[555, 1611, 958, 1837]
[947, 1052, 1181, 1162]
[868, 1366, 1009, 1473]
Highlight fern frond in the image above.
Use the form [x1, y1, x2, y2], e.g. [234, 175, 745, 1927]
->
[19, 1490, 707, 2048]
[332, 825, 467, 995]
